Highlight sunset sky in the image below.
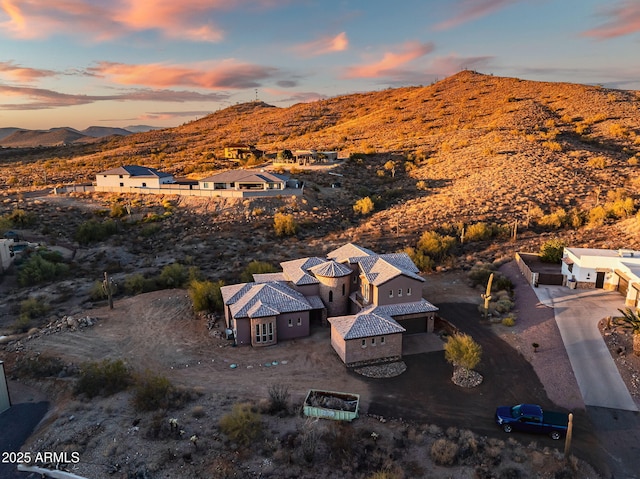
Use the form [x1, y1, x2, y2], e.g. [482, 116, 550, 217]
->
[1, 0, 639, 130]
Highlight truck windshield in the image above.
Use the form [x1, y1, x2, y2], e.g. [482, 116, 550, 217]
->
[511, 405, 522, 417]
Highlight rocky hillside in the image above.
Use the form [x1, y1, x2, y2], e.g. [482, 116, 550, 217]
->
[1, 71, 639, 258]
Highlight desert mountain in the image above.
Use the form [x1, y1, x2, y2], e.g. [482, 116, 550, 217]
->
[0, 126, 133, 147]
[81, 126, 133, 138]
[2, 71, 639, 250]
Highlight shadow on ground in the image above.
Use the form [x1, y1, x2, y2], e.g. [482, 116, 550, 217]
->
[366, 302, 609, 477]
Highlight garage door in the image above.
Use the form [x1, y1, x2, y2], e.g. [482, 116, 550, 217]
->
[398, 316, 427, 334]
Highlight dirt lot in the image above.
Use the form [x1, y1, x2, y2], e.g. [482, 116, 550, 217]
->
[0, 267, 611, 478]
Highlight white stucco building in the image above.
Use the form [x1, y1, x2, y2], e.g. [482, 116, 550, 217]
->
[562, 247, 640, 308]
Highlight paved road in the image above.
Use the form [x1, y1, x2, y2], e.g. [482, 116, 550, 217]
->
[534, 286, 638, 411]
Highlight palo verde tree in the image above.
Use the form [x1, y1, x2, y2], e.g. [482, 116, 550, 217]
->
[444, 333, 482, 382]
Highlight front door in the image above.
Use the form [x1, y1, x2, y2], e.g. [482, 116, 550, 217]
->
[595, 272, 605, 289]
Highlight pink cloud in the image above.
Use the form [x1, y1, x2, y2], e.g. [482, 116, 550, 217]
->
[0, 0, 275, 41]
[344, 41, 434, 79]
[90, 60, 277, 89]
[582, 1, 640, 39]
[434, 0, 521, 30]
[0, 61, 57, 81]
[293, 32, 349, 56]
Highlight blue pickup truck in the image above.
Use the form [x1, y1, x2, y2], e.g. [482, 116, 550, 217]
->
[495, 404, 569, 440]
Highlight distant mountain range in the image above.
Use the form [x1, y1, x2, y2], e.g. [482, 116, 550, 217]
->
[0, 125, 162, 147]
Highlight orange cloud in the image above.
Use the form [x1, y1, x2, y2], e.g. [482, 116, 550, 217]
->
[0, 0, 251, 41]
[90, 60, 277, 89]
[0, 61, 56, 81]
[294, 32, 349, 56]
[582, 1, 640, 39]
[344, 42, 434, 79]
[434, 0, 520, 30]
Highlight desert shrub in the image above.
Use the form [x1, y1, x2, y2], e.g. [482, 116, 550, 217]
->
[132, 373, 173, 411]
[494, 275, 513, 293]
[140, 223, 161, 237]
[219, 402, 263, 447]
[542, 141, 562, 151]
[444, 333, 482, 372]
[416, 180, 428, 191]
[404, 247, 435, 272]
[299, 420, 321, 463]
[124, 273, 149, 295]
[495, 298, 514, 313]
[157, 263, 188, 288]
[587, 156, 607, 169]
[537, 208, 568, 229]
[353, 196, 375, 215]
[467, 263, 496, 287]
[240, 260, 278, 283]
[88, 280, 107, 300]
[13, 297, 50, 332]
[75, 219, 118, 245]
[75, 359, 131, 398]
[14, 355, 65, 378]
[18, 251, 69, 286]
[325, 422, 356, 464]
[540, 238, 565, 263]
[368, 470, 403, 479]
[430, 438, 459, 466]
[188, 279, 224, 312]
[273, 212, 298, 236]
[609, 123, 629, 137]
[110, 202, 126, 218]
[417, 230, 456, 262]
[464, 222, 506, 242]
[502, 315, 516, 327]
[5, 208, 36, 227]
[588, 205, 607, 226]
[267, 384, 290, 414]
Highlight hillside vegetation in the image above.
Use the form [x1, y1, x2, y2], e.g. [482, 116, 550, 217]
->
[1, 70, 640, 274]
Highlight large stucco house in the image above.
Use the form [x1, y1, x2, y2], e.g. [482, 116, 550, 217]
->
[562, 247, 640, 308]
[220, 243, 439, 366]
[95, 165, 175, 189]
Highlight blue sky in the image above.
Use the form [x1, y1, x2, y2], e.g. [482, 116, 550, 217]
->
[1, 0, 639, 130]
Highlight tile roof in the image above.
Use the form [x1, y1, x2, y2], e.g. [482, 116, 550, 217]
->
[327, 243, 375, 263]
[222, 282, 314, 319]
[280, 257, 325, 285]
[98, 165, 172, 178]
[357, 253, 424, 285]
[199, 169, 288, 184]
[309, 260, 352, 278]
[329, 312, 405, 339]
[252, 272, 286, 283]
[373, 299, 439, 316]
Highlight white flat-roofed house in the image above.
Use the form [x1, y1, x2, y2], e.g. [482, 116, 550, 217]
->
[96, 165, 174, 189]
[562, 247, 640, 307]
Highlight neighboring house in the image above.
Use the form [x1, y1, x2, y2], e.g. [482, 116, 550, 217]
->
[224, 144, 263, 160]
[199, 170, 288, 192]
[292, 150, 338, 165]
[221, 243, 439, 366]
[95, 165, 174, 189]
[562, 247, 640, 308]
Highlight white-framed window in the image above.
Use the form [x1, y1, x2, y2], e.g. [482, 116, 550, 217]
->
[398, 288, 402, 297]
[255, 322, 274, 343]
[389, 289, 393, 298]
[297, 317, 302, 326]
[407, 287, 412, 296]
[361, 339, 366, 348]
[371, 338, 376, 346]
[288, 318, 293, 327]
[203, 182, 209, 189]
[381, 336, 385, 344]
